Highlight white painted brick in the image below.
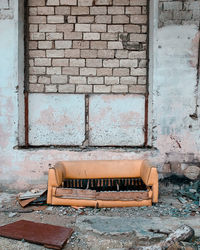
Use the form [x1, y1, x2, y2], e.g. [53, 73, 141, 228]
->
[108, 25, 123, 32]
[52, 59, 69, 66]
[51, 75, 68, 83]
[113, 0, 129, 6]
[29, 24, 38, 32]
[94, 85, 111, 93]
[46, 33, 63, 40]
[58, 84, 75, 93]
[97, 68, 112, 76]
[81, 50, 97, 58]
[39, 24, 56, 32]
[78, 0, 93, 6]
[95, 15, 112, 24]
[29, 75, 38, 83]
[120, 76, 137, 84]
[45, 85, 58, 92]
[131, 68, 146, 76]
[70, 59, 85, 67]
[38, 41, 53, 49]
[108, 42, 123, 49]
[76, 85, 93, 93]
[108, 7, 124, 14]
[35, 58, 51, 66]
[69, 76, 86, 84]
[29, 84, 44, 92]
[138, 76, 146, 85]
[75, 24, 91, 32]
[115, 50, 128, 58]
[105, 77, 119, 85]
[29, 7, 38, 16]
[29, 67, 45, 75]
[129, 85, 146, 94]
[113, 68, 129, 76]
[90, 41, 107, 49]
[112, 85, 128, 93]
[38, 76, 51, 84]
[56, 24, 73, 32]
[130, 15, 147, 24]
[46, 0, 59, 5]
[120, 59, 138, 67]
[80, 68, 97, 76]
[65, 49, 81, 58]
[95, 0, 112, 6]
[83, 33, 100, 40]
[86, 59, 102, 67]
[29, 41, 37, 50]
[30, 32, 45, 40]
[62, 67, 79, 75]
[128, 51, 146, 59]
[64, 32, 83, 40]
[29, 16, 46, 24]
[91, 24, 107, 32]
[71, 7, 89, 15]
[47, 67, 61, 75]
[98, 50, 114, 59]
[46, 50, 65, 58]
[113, 15, 129, 24]
[60, 0, 77, 5]
[29, 50, 46, 58]
[28, 0, 45, 7]
[78, 16, 94, 23]
[90, 7, 107, 15]
[55, 6, 70, 15]
[73, 41, 89, 49]
[88, 77, 103, 85]
[103, 59, 119, 67]
[55, 41, 72, 49]
[38, 7, 54, 15]
[47, 15, 64, 24]
[130, 0, 146, 5]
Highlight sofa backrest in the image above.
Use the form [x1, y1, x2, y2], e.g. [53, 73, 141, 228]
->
[55, 160, 144, 179]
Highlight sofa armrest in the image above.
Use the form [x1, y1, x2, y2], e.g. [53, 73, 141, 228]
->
[47, 163, 66, 204]
[140, 160, 158, 203]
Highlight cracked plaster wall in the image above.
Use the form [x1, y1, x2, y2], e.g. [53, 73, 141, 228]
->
[0, 0, 200, 190]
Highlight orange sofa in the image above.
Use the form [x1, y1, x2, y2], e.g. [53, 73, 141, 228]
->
[47, 160, 158, 207]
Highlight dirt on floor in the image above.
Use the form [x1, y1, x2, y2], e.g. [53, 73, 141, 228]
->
[0, 180, 199, 250]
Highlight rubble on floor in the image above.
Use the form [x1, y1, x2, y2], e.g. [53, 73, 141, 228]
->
[0, 179, 199, 249]
[17, 189, 47, 207]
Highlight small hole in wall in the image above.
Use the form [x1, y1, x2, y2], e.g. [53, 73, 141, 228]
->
[189, 125, 192, 129]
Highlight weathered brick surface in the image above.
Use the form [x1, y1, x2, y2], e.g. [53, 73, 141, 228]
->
[28, 0, 148, 93]
[159, 0, 200, 27]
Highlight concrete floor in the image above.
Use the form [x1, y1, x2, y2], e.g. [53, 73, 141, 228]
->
[0, 189, 199, 250]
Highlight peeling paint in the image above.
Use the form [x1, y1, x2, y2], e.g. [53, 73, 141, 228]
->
[0, 2, 200, 190]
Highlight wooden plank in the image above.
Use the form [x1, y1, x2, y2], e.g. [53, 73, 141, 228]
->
[55, 188, 149, 201]
[96, 191, 149, 201]
[55, 188, 96, 199]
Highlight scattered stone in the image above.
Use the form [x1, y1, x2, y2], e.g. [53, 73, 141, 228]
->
[184, 166, 200, 180]
[46, 206, 53, 211]
[178, 197, 187, 204]
[8, 212, 17, 218]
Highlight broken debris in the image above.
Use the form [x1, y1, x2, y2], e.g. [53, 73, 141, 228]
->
[0, 220, 73, 249]
[17, 189, 47, 208]
[131, 224, 195, 250]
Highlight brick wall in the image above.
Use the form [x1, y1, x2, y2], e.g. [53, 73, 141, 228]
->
[28, 0, 148, 94]
[159, 0, 200, 27]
